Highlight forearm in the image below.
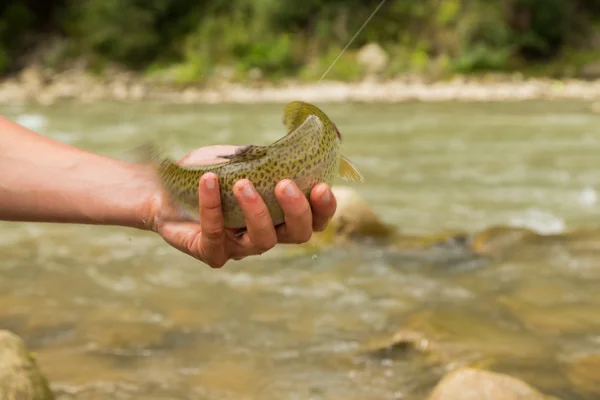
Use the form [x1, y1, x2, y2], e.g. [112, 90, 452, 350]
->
[0, 115, 154, 229]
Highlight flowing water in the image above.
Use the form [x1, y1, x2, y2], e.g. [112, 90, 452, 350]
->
[1, 100, 600, 399]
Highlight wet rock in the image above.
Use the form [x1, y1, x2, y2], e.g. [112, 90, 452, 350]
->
[469, 226, 539, 260]
[566, 353, 600, 398]
[0, 330, 54, 400]
[427, 368, 551, 400]
[363, 328, 433, 359]
[321, 186, 396, 243]
[499, 297, 600, 336]
[558, 228, 600, 255]
[365, 307, 554, 368]
[308, 187, 393, 246]
[393, 230, 472, 252]
[470, 226, 600, 274]
[357, 43, 389, 75]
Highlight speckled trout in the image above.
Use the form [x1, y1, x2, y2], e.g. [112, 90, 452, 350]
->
[139, 101, 363, 228]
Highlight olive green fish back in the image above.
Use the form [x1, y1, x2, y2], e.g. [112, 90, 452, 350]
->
[138, 101, 346, 228]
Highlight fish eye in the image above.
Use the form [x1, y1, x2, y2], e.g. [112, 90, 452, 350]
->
[334, 125, 342, 141]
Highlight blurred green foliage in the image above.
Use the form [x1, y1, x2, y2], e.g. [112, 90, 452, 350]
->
[1, 0, 600, 80]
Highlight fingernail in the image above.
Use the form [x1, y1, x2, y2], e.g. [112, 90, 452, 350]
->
[204, 174, 216, 190]
[283, 181, 297, 197]
[241, 181, 255, 198]
[320, 188, 331, 203]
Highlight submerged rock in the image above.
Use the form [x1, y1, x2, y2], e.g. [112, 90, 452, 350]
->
[0, 330, 54, 400]
[363, 328, 433, 359]
[363, 307, 554, 369]
[469, 225, 539, 260]
[565, 353, 600, 398]
[499, 296, 600, 336]
[427, 368, 552, 400]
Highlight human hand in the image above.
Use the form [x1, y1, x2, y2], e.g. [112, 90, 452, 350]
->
[144, 145, 337, 268]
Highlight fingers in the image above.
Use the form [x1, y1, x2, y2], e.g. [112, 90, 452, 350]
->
[232, 179, 277, 254]
[158, 175, 336, 267]
[309, 183, 336, 232]
[274, 180, 313, 244]
[197, 173, 228, 268]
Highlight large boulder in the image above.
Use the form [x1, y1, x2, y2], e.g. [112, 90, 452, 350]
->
[427, 368, 552, 400]
[315, 186, 396, 244]
[0, 330, 54, 400]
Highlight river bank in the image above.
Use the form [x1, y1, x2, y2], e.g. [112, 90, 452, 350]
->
[5, 65, 600, 106]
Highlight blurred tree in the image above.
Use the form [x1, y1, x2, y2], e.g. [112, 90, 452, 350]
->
[1, 0, 600, 78]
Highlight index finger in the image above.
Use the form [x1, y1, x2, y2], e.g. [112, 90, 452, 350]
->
[198, 172, 228, 268]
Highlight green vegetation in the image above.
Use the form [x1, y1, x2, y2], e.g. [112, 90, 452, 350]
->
[1, 0, 600, 83]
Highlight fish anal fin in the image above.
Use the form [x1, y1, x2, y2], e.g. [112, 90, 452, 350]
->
[219, 145, 268, 163]
[339, 155, 364, 182]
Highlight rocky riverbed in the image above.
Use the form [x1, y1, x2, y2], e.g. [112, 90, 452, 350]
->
[3, 187, 600, 399]
[5, 64, 600, 106]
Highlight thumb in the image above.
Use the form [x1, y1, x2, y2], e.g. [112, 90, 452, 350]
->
[159, 222, 204, 260]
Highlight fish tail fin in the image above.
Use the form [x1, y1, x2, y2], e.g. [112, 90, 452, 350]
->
[129, 142, 182, 188]
[130, 142, 166, 166]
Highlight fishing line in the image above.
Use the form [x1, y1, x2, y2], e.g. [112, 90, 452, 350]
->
[318, 0, 389, 83]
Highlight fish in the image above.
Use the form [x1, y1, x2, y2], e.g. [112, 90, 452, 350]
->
[138, 101, 364, 229]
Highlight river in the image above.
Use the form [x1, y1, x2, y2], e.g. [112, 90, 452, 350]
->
[1, 100, 599, 399]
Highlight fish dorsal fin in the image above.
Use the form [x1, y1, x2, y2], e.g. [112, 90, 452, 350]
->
[218, 145, 269, 163]
[283, 101, 321, 134]
[339, 155, 364, 182]
[269, 113, 324, 148]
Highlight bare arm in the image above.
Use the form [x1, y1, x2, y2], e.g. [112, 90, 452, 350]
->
[0, 115, 153, 228]
[0, 115, 337, 267]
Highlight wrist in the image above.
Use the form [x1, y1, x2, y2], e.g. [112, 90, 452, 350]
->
[112, 161, 160, 231]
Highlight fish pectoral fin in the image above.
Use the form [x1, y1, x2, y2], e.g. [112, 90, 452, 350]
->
[219, 145, 269, 163]
[339, 155, 364, 182]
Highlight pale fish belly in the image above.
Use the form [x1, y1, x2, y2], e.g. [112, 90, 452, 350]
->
[221, 160, 337, 229]
[220, 174, 319, 228]
[171, 149, 340, 229]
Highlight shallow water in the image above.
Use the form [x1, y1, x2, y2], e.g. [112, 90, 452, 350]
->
[1, 100, 600, 399]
